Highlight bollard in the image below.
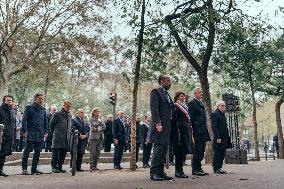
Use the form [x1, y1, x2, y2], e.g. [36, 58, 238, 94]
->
[72, 130, 79, 176]
[165, 145, 169, 169]
[0, 124, 4, 151]
[264, 142, 268, 162]
[272, 142, 275, 160]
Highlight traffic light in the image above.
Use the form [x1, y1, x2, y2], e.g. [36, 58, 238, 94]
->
[109, 92, 117, 105]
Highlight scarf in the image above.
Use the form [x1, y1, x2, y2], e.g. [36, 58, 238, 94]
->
[175, 100, 191, 123]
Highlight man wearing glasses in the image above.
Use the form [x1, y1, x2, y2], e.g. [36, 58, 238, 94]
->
[0, 95, 16, 177]
[211, 100, 232, 174]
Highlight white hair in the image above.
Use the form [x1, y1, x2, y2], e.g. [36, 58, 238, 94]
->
[216, 100, 225, 107]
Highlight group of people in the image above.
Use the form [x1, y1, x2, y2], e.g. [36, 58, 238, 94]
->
[0, 73, 233, 181]
[148, 74, 232, 181]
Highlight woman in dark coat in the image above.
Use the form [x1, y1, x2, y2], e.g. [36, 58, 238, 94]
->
[0, 95, 16, 177]
[172, 92, 193, 178]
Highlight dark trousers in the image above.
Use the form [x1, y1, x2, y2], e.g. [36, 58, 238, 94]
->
[150, 144, 167, 176]
[136, 143, 140, 163]
[104, 136, 112, 152]
[44, 134, 52, 152]
[70, 151, 84, 170]
[212, 144, 226, 171]
[0, 155, 6, 171]
[13, 139, 20, 152]
[174, 144, 187, 174]
[192, 142, 206, 173]
[22, 141, 43, 171]
[51, 148, 67, 169]
[142, 143, 152, 165]
[113, 143, 124, 167]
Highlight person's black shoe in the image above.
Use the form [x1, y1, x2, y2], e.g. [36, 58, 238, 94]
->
[114, 166, 121, 170]
[118, 166, 123, 169]
[200, 170, 209, 175]
[31, 169, 43, 175]
[143, 164, 150, 168]
[52, 169, 60, 173]
[22, 169, 29, 175]
[175, 172, 189, 178]
[163, 174, 174, 181]
[76, 168, 84, 172]
[192, 171, 205, 176]
[58, 168, 66, 173]
[214, 169, 227, 174]
[150, 174, 164, 181]
[0, 171, 8, 177]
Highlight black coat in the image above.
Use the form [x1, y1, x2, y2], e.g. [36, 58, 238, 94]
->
[104, 120, 113, 142]
[0, 104, 16, 156]
[49, 108, 72, 149]
[71, 116, 90, 154]
[139, 123, 150, 144]
[211, 109, 232, 149]
[172, 104, 193, 154]
[149, 87, 175, 145]
[112, 118, 126, 146]
[188, 98, 210, 143]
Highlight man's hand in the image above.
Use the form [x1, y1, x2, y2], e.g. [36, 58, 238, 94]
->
[44, 133, 48, 139]
[156, 123, 162, 132]
[114, 139, 118, 145]
[79, 134, 87, 139]
[23, 132, 28, 138]
[93, 127, 98, 131]
[217, 139, 222, 144]
[16, 126, 20, 132]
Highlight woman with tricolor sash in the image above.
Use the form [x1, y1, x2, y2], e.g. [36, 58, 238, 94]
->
[172, 91, 194, 178]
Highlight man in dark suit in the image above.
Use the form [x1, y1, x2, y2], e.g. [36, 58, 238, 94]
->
[70, 109, 89, 171]
[0, 95, 16, 177]
[211, 100, 232, 174]
[149, 74, 175, 181]
[139, 114, 152, 168]
[188, 87, 210, 176]
[104, 114, 113, 152]
[49, 100, 72, 173]
[112, 111, 126, 170]
[22, 93, 48, 175]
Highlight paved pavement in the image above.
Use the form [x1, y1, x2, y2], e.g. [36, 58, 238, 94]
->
[0, 159, 283, 189]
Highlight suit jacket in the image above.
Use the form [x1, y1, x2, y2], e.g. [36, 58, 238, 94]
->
[149, 87, 175, 145]
[211, 109, 232, 149]
[139, 123, 150, 144]
[71, 116, 90, 154]
[188, 98, 210, 143]
[112, 117, 126, 146]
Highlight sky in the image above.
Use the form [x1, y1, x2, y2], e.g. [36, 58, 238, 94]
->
[111, 0, 284, 38]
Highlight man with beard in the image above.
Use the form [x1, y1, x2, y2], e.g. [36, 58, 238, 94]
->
[50, 100, 72, 173]
[22, 93, 48, 175]
[0, 95, 16, 177]
[149, 74, 175, 181]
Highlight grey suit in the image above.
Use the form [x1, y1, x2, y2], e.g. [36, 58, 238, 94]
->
[88, 117, 106, 168]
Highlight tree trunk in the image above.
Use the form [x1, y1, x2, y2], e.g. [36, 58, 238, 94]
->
[0, 76, 10, 99]
[275, 93, 284, 159]
[249, 78, 260, 161]
[44, 69, 50, 103]
[130, 0, 146, 171]
[199, 73, 213, 163]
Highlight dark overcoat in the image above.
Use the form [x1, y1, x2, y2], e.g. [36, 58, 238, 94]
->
[0, 104, 16, 156]
[188, 98, 210, 143]
[71, 116, 90, 154]
[112, 118, 126, 146]
[49, 108, 72, 149]
[211, 109, 232, 149]
[172, 104, 193, 154]
[149, 87, 175, 145]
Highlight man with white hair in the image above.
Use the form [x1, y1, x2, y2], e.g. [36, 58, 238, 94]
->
[211, 100, 232, 174]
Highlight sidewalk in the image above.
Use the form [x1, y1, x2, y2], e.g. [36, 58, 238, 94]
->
[0, 159, 283, 189]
